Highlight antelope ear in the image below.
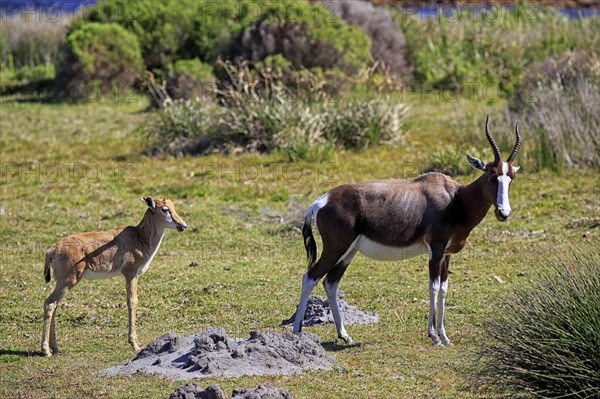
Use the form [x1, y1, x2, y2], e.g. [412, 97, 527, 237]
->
[466, 154, 486, 171]
[512, 165, 520, 173]
[141, 197, 156, 210]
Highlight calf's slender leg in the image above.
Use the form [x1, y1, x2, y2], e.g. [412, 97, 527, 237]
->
[125, 276, 141, 352]
[42, 283, 72, 357]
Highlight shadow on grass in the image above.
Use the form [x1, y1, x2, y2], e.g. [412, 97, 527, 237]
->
[322, 341, 362, 352]
[0, 349, 43, 362]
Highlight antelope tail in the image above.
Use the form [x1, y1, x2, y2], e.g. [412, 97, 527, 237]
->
[303, 195, 328, 270]
[44, 248, 54, 283]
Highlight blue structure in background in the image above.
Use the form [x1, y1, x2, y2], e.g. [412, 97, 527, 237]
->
[0, 0, 95, 15]
[0, 0, 598, 18]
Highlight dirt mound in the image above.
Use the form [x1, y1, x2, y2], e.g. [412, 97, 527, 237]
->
[282, 291, 379, 327]
[168, 383, 292, 399]
[100, 327, 332, 380]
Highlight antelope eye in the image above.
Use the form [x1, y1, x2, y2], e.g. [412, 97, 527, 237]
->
[161, 207, 169, 212]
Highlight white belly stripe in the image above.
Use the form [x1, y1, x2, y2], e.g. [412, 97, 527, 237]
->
[357, 236, 428, 261]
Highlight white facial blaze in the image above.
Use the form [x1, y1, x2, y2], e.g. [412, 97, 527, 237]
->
[497, 162, 512, 218]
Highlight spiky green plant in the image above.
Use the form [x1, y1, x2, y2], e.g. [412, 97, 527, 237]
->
[476, 246, 600, 398]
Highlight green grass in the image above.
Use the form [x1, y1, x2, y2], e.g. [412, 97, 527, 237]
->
[0, 96, 598, 399]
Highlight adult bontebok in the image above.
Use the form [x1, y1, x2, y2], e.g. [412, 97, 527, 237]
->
[41, 197, 187, 357]
[293, 115, 521, 346]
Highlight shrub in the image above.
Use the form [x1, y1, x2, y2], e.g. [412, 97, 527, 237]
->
[166, 58, 216, 100]
[323, 0, 409, 78]
[0, 64, 55, 96]
[225, 0, 371, 75]
[79, 0, 370, 84]
[78, 0, 275, 71]
[147, 63, 408, 159]
[76, 0, 197, 71]
[54, 22, 143, 100]
[476, 247, 600, 398]
[149, 96, 407, 160]
[147, 99, 222, 155]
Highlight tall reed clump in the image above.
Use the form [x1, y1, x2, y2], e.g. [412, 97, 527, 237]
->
[0, 15, 69, 91]
[475, 247, 600, 398]
[497, 50, 600, 171]
[147, 61, 408, 159]
[0, 15, 69, 69]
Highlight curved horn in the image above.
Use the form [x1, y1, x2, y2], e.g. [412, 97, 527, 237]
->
[506, 122, 522, 163]
[485, 114, 501, 163]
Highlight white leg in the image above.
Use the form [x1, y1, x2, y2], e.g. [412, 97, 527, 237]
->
[437, 278, 451, 346]
[323, 279, 353, 344]
[428, 276, 442, 346]
[292, 273, 318, 334]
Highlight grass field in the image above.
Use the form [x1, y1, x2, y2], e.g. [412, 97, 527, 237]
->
[0, 96, 598, 399]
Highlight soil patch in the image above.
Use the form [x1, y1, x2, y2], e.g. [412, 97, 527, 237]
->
[100, 328, 332, 380]
[281, 291, 379, 327]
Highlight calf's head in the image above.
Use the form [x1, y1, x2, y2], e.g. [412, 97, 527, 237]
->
[142, 197, 188, 231]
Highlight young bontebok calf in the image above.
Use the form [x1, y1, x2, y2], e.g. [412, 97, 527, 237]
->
[41, 197, 187, 357]
[293, 115, 521, 346]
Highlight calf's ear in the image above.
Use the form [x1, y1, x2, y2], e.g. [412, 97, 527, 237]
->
[141, 197, 156, 211]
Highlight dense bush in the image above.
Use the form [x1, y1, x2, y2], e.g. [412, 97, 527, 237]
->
[225, 0, 371, 75]
[79, 0, 279, 69]
[166, 58, 216, 100]
[397, 4, 600, 95]
[76, 0, 197, 71]
[323, 0, 409, 78]
[476, 247, 600, 398]
[77, 0, 370, 79]
[53, 22, 143, 100]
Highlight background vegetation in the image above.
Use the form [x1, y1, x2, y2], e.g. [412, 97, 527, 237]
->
[1, 1, 598, 167]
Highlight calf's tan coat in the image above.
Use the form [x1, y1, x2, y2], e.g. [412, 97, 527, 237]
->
[41, 197, 187, 357]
